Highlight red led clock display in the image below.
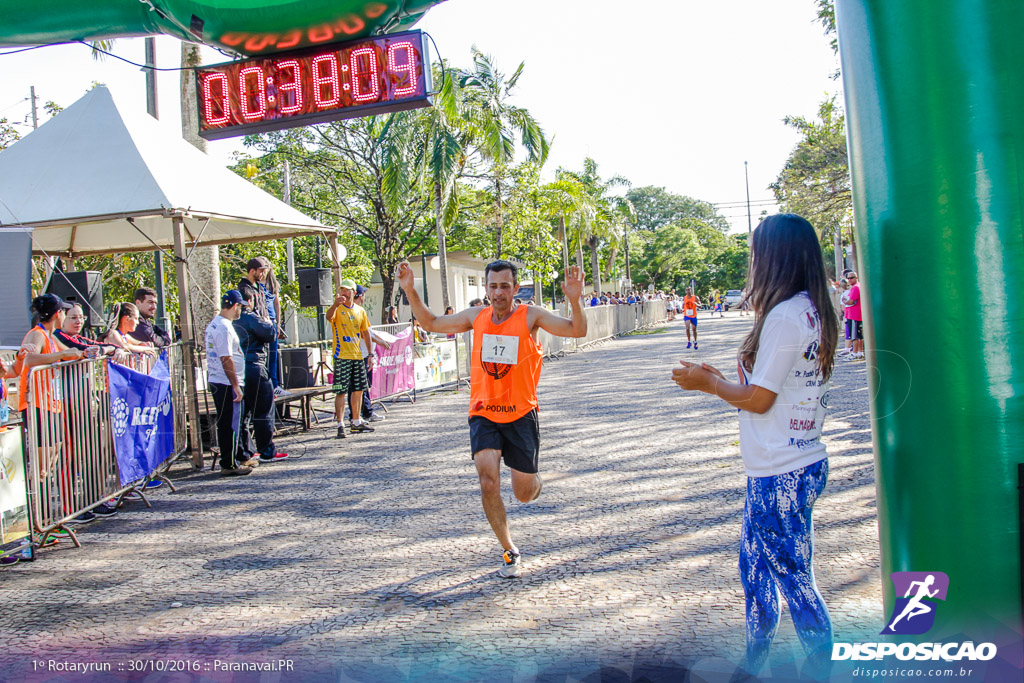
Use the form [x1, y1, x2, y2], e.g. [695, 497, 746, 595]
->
[196, 30, 432, 140]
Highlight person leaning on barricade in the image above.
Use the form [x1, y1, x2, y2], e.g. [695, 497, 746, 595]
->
[18, 296, 87, 520]
[233, 289, 289, 464]
[55, 303, 126, 363]
[102, 303, 158, 360]
[205, 290, 251, 476]
[128, 287, 171, 348]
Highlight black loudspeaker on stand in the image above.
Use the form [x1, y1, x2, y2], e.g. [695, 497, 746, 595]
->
[46, 271, 104, 327]
[297, 268, 333, 308]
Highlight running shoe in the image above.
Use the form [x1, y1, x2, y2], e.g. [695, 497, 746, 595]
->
[693, 343, 698, 350]
[219, 465, 253, 477]
[368, 412, 385, 422]
[258, 452, 290, 463]
[0, 556, 19, 566]
[67, 511, 96, 525]
[499, 549, 522, 578]
[143, 479, 163, 490]
[350, 422, 375, 433]
[274, 386, 294, 398]
[92, 503, 118, 518]
[336, 425, 348, 439]
[686, 342, 692, 349]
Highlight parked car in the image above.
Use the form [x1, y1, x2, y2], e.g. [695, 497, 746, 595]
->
[724, 290, 744, 310]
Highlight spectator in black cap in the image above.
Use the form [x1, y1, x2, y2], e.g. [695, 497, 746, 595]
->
[205, 290, 251, 476]
[234, 289, 289, 463]
[239, 256, 271, 321]
[128, 287, 171, 348]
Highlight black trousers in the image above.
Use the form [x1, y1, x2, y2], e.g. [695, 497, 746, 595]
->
[243, 364, 276, 458]
[210, 383, 244, 469]
[361, 356, 373, 418]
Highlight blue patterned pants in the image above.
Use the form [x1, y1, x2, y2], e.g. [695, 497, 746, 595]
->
[740, 458, 832, 675]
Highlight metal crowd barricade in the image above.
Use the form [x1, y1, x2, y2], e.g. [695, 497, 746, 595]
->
[24, 357, 123, 547]
[24, 351, 184, 549]
[163, 342, 193, 461]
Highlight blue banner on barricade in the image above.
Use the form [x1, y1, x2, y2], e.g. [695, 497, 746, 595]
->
[108, 353, 175, 486]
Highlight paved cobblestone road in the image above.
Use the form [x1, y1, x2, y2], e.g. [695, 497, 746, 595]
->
[0, 313, 881, 682]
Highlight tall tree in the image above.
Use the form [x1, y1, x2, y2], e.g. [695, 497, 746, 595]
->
[770, 96, 852, 276]
[458, 47, 549, 258]
[246, 113, 435, 321]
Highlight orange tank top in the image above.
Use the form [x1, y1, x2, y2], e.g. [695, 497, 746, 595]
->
[18, 325, 61, 413]
[469, 305, 543, 423]
[684, 296, 698, 318]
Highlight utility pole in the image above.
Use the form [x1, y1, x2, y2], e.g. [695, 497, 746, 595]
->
[143, 38, 169, 329]
[744, 161, 753, 238]
[29, 86, 38, 129]
[283, 159, 300, 344]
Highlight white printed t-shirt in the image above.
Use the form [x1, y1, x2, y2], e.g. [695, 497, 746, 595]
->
[205, 315, 245, 387]
[737, 292, 829, 477]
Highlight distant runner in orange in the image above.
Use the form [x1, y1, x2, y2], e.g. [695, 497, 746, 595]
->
[397, 260, 587, 578]
[683, 287, 702, 350]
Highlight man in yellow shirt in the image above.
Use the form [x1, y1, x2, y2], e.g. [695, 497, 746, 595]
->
[326, 279, 373, 439]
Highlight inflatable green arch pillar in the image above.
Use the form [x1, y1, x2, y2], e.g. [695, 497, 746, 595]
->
[836, 0, 1024, 640]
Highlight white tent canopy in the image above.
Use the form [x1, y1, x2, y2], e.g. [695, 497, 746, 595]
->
[0, 85, 333, 256]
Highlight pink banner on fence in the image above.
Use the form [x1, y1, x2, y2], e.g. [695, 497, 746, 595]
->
[370, 327, 415, 400]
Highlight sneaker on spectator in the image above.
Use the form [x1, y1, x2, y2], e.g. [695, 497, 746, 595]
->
[67, 511, 96, 525]
[499, 549, 522, 578]
[93, 503, 118, 518]
[350, 422, 375, 433]
[0, 556, 19, 566]
[123, 491, 144, 501]
[143, 479, 163, 490]
[220, 465, 253, 477]
[258, 452, 290, 463]
[336, 425, 347, 439]
[367, 412, 385, 422]
[273, 386, 294, 398]
[238, 456, 260, 468]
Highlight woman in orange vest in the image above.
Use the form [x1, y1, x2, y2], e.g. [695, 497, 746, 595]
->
[396, 260, 588, 579]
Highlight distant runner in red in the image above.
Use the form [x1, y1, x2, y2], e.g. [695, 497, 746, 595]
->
[397, 260, 587, 578]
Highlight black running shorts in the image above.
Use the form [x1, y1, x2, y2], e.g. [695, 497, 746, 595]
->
[469, 410, 540, 474]
[333, 357, 368, 395]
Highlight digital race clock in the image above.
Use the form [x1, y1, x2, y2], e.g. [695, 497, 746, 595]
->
[196, 30, 432, 140]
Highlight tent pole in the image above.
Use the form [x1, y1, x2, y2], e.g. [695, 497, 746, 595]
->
[173, 216, 204, 469]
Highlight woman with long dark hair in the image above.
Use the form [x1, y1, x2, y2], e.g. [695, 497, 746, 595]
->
[102, 303, 157, 357]
[673, 214, 836, 678]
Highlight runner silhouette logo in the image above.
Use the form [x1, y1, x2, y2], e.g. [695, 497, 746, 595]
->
[882, 571, 949, 635]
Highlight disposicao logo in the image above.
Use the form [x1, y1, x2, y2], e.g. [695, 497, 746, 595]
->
[884, 571, 948, 635]
[832, 571, 998, 662]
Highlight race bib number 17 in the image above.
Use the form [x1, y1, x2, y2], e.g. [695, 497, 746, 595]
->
[481, 334, 519, 365]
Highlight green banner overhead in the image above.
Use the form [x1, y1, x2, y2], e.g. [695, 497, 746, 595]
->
[0, 0, 446, 55]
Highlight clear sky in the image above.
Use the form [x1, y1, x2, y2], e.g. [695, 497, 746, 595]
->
[1, 0, 839, 233]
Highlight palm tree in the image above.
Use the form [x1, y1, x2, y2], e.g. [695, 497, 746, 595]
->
[458, 47, 549, 258]
[558, 158, 627, 295]
[419, 66, 467, 310]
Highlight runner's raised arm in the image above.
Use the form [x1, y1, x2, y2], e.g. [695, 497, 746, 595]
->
[396, 262, 475, 334]
[529, 265, 588, 338]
